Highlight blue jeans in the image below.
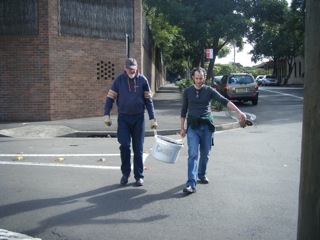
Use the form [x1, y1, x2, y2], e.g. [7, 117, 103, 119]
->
[117, 113, 145, 180]
[186, 124, 214, 188]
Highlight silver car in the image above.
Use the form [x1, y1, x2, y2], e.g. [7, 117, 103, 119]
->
[216, 73, 259, 105]
[255, 75, 264, 85]
[261, 75, 278, 86]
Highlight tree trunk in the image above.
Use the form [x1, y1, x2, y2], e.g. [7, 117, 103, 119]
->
[207, 58, 215, 80]
[272, 57, 277, 76]
[284, 58, 294, 85]
[297, 0, 320, 239]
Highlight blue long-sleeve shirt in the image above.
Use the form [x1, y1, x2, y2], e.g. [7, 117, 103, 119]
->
[104, 71, 155, 120]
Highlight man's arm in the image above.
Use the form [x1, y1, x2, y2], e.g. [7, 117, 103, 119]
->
[180, 117, 186, 138]
[227, 101, 246, 121]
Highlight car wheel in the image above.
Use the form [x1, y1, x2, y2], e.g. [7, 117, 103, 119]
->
[252, 98, 258, 105]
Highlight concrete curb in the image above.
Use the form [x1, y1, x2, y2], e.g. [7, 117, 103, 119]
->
[0, 122, 242, 138]
[0, 121, 242, 138]
[58, 122, 241, 138]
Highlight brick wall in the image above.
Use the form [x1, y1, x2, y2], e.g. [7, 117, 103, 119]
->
[0, 0, 50, 121]
[48, 0, 145, 120]
[0, 0, 164, 122]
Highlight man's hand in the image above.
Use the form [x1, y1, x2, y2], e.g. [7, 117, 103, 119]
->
[238, 111, 246, 122]
[150, 119, 158, 129]
[238, 111, 247, 128]
[239, 114, 253, 128]
[180, 128, 186, 138]
[103, 115, 112, 126]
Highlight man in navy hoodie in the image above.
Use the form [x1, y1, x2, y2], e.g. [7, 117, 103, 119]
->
[103, 58, 158, 187]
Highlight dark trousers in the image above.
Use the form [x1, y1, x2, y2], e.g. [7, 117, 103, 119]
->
[117, 113, 145, 180]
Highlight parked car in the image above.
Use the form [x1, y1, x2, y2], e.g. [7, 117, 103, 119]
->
[216, 73, 259, 105]
[261, 75, 278, 86]
[255, 75, 264, 85]
[211, 75, 223, 89]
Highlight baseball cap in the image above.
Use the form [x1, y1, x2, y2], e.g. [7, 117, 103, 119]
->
[125, 58, 138, 70]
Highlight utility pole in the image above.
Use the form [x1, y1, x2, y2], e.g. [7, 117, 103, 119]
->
[233, 44, 236, 65]
[296, 0, 320, 239]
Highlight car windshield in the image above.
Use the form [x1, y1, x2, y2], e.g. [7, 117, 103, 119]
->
[266, 75, 276, 78]
[229, 75, 253, 84]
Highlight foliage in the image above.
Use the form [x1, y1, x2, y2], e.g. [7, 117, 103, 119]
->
[143, 3, 187, 79]
[247, 0, 289, 63]
[247, 0, 305, 80]
[211, 100, 226, 111]
[143, 0, 251, 79]
[143, 0, 305, 84]
[213, 64, 241, 76]
[211, 63, 268, 79]
[174, 78, 193, 92]
[277, 0, 305, 84]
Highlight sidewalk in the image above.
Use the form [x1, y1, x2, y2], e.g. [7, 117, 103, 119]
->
[0, 83, 240, 138]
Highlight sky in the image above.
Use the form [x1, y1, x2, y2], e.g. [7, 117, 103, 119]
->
[215, 0, 292, 67]
[214, 41, 265, 67]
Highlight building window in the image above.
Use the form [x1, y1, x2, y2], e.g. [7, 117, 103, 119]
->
[0, 0, 38, 35]
[59, 0, 134, 41]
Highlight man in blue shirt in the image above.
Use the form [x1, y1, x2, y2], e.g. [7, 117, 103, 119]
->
[104, 58, 158, 187]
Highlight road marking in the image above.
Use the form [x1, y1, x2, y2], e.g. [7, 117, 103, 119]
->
[0, 153, 149, 170]
[0, 161, 121, 170]
[261, 89, 303, 100]
[0, 153, 121, 157]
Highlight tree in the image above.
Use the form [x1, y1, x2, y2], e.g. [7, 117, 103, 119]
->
[143, 0, 251, 79]
[144, 0, 302, 82]
[143, 3, 187, 79]
[247, 0, 305, 83]
[246, 0, 289, 76]
[277, 0, 305, 84]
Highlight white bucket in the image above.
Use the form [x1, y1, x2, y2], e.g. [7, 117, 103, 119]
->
[151, 135, 183, 164]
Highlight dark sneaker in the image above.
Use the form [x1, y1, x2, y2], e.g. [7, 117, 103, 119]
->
[136, 178, 144, 187]
[183, 186, 196, 194]
[198, 177, 209, 184]
[120, 175, 129, 185]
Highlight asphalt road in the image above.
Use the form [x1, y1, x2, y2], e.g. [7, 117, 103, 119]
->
[0, 86, 304, 240]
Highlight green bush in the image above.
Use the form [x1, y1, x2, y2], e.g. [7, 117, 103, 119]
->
[175, 78, 193, 92]
[211, 100, 226, 111]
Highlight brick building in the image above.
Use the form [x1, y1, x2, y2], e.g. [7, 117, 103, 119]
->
[0, 0, 165, 122]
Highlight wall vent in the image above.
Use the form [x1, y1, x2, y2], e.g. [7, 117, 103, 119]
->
[97, 61, 115, 81]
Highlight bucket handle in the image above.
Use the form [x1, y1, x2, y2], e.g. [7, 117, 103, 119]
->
[154, 129, 185, 146]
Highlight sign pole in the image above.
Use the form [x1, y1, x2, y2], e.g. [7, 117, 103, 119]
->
[126, 34, 130, 58]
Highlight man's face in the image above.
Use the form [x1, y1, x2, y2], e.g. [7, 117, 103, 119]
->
[192, 71, 205, 87]
[125, 67, 137, 79]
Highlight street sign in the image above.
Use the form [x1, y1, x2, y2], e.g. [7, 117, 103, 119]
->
[206, 48, 214, 59]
